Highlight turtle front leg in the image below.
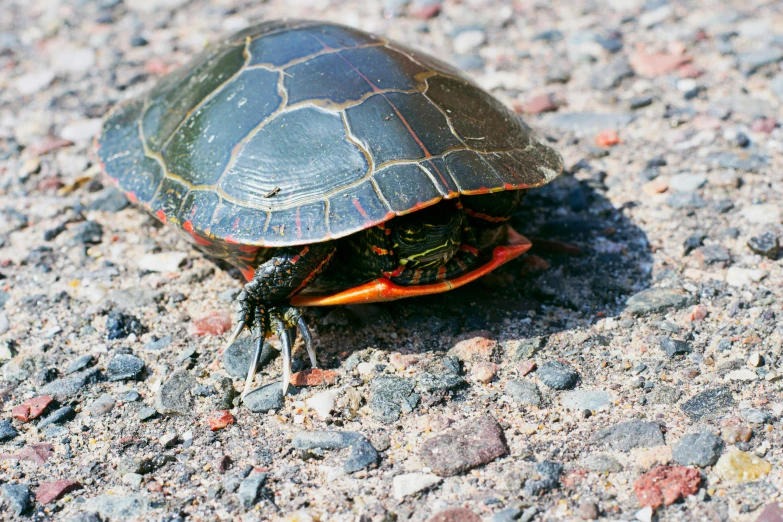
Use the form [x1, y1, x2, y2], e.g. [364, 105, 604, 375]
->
[222, 243, 336, 400]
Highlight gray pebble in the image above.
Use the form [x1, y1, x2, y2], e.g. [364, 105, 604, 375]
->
[561, 390, 611, 411]
[87, 189, 129, 212]
[122, 390, 141, 402]
[84, 494, 150, 519]
[67, 220, 103, 245]
[143, 335, 172, 351]
[237, 470, 266, 509]
[505, 380, 542, 407]
[107, 353, 144, 381]
[667, 192, 707, 209]
[138, 407, 157, 421]
[244, 382, 284, 413]
[156, 370, 196, 415]
[660, 338, 692, 357]
[223, 338, 277, 380]
[523, 460, 563, 497]
[343, 438, 379, 473]
[593, 420, 664, 451]
[741, 408, 774, 424]
[672, 432, 724, 467]
[39, 368, 101, 400]
[369, 377, 419, 423]
[537, 361, 578, 390]
[66, 354, 94, 375]
[2, 483, 31, 516]
[626, 288, 689, 315]
[583, 453, 623, 473]
[0, 420, 19, 441]
[38, 405, 76, 428]
[681, 387, 736, 421]
[748, 232, 779, 259]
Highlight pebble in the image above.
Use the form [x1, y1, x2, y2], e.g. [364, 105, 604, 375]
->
[428, 508, 481, 522]
[681, 387, 736, 421]
[747, 232, 779, 259]
[14, 70, 56, 95]
[306, 388, 341, 419]
[292, 431, 378, 473]
[237, 470, 267, 508]
[36, 480, 81, 504]
[207, 410, 234, 431]
[714, 449, 771, 483]
[452, 30, 486, 54]
[88, 394, 115, 416]
[2, 483, 31, 516]
[666, 192, 706, 209]
[65, 354, 94, 375]
[290, 368, 338, 387]
[419, 415, 507, 476]
[505, 380, 541, 407]
[672, 432, 724, 467]
[561, 390, 612, 411]
[12, 395, 53, 422]
[416, 359, 465, 392]
[660, 338, 691, 358]
[669, 173, 706, 192]
[584, 453, 623, 473]
[60, 118, 101, 142]
[369, 377, 419, 423]
[138, 407, 157, 421]
[471, 362, 498, 383]
[510, 337, 545, 360]
[737, 49, 783, 76]
[524, 460, 563, 496]
[106, 311, 145, 340]
[725, 369, 757, 381]
[591, 57, 634, 90]
[392, 473, 442, 500]
[448, 333, 498, 362]
[122, 473, 143, 488]
[593, 420, 664, 451]
[39, 368, 100, 400]
[630, 50, 689, 77]
[543, 112, 634, 133]
[633, 466, 700, 509]
[67, 220, 103, 245]
[243, 382, 284, 413]
[740, 409, 773, 425]
[85, 493, 150, 519]
[725, 267, 768, 287]
[189, 311, 231, 336]
[107, 353, 144, 381]
[537, 361, 578, 390]
[156, 370, 196, 415]
[138, 251, 188, 272]
[626, 288, 689, 315]
[577, 501, 600, 520]
[122, 390, 140, 402]
[223, 337, 276, 379]
[87, 189, 130, 212]
[144, 335, 172, 351]
[0, 420, 19, 441]
[518, 94, 558, 115]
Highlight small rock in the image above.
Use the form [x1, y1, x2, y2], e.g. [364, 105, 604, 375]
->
[591, 56, 634, 90]
[518, 360, 536, 376]
[88, 394, 115, 416]
[156, 370, 196, 415]
[0, 420, 19, 441]
[748, 232, 779, 259]
[138, 251, 188, 272]
[714, 449, 771, 483]
[666, 192, 707, 209]
[593, 420, 664, 451]
[660, 338, 691, 358]
[672, 432, 724, 467]
[471, 362, 498, 383]
[292, 431, 378, 473]
[562, 390, 612, 411]
[428, 507, 481, 522]
[237, 470, 266, 508]
[66, 355, 94, 375]
[138, 407, 157, 421]
[12, 395, 53, 422]
[207, 410, 234, 431]
[2, 483, 31, 516]
[741, 409, 773, 424]
[448, 332, 498, 362]
[510, 337, 545, 360]
[633, 466, 700, 509]
[754, 503, 783, 522]
[36, 480, 82, 504]
[144, 335, 172, 351]
[518, 94, 558, 114]
[87, 189, 129, 212]
[537, 360, 578, 390]
[106, 311, 145, 340]
[630, 50, 690, 77]
[244, 382, 284, 413]
[584, 453, 623, 473]
[453, 30, 486, 54]
[626, 288, 689, 315]
[85, 494, 150, 519]
[14, 70, 56, 95]
[524, 460, 563, 496]
[694, 245, 731, 266]
[222, 337, 276, 379]
[122, 473, 143, 488]
[160, 432, 178, 448]
[67, 221, 103, 245]
[306, 388, 341, 419]
[544, 112, 634, 134]
[737, 49, 783, 76]
[392, 473, 442, 500]
[681, 387, 736, 421]
[726, 369, 757, 381]
[505, 380, 542, 407]
[290, 368, 337, 387]
[37, 406, 75, 429]
[189, 311, 231, 336]
[669, 173, 707, 192]
[419, 415, 507, 477]
[577, 501, 599, 520]
[369, 377, 419, 423]
[726, 267, 768, 287]
[107, 353, 144, 381]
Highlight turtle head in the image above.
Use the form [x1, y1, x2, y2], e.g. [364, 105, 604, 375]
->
[392, 202, 462, 269]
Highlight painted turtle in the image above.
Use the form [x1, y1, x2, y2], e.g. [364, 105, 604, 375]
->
[97, 20, 563, 398]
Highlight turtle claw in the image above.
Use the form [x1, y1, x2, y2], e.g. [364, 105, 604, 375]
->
[297, 316, 318, 369]
[240, 336, 264, 402]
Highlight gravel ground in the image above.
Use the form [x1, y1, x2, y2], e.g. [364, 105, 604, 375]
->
[1, 0, 782, 521]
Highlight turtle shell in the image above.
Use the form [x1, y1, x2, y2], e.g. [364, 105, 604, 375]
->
[97, 20, 563, 248]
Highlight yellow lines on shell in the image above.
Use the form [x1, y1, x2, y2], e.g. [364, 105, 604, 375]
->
[245, 41, 387, 72]
[285, 86, 426, 113]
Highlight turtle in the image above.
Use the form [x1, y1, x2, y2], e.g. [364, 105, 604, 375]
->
[96, 19, 563, 399]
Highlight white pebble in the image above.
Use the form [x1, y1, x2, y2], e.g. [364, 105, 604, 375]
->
[392, 472, 443, 500]
[138, 252, 188, 273]
[306, 388, 341, 419]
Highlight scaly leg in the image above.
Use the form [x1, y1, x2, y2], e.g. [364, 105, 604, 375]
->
[222, 243, 336, 400]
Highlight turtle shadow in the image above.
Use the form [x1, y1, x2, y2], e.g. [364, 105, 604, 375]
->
[311, 172, 653, 364]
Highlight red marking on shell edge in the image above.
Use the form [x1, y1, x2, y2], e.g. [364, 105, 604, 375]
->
[352, 198, 369, 218]
[155, 209, 167, 222]
[239, 266, 255, 282]
[183, 220, 212, 246]
[224, 235, 239, 245]
[125, 192, 138, 204]
[238, 245, 259, 254]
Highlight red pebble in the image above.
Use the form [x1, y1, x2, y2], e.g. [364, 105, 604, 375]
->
[517, 94, 558, 115]
[634, 466, 701, 509]
[290, 368, 338, 387]
[427, 507, 481, 522]
[751, 118, 777, 134]
[36, 480, 82, 504]
[630, 50, 690, 77]
[519, 360, 537, 376]
[189, 311, 231, 336]
[12, 396, 53, 423]
[686, 304, 708, 322]
[28, 137, 73, 156]
[207, 410, 234, 431]
[145, 58, 171, 75]
[410, 3, 441, 19]
[595, 129, 621, 147]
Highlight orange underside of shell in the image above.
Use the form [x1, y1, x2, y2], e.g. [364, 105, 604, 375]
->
[290, 232, 532, 306]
